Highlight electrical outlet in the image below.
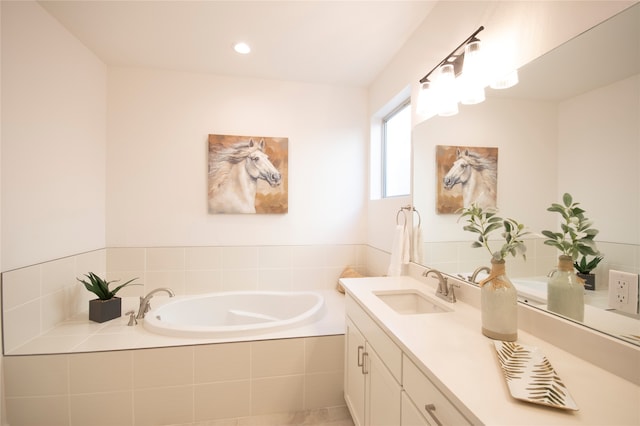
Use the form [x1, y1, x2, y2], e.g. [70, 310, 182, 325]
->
[608, 270, 639, 315]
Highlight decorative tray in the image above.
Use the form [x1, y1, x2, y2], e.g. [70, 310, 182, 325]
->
[493, 341, 579, 411]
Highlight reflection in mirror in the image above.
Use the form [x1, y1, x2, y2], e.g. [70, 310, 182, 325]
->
[412, 4, 640, 345]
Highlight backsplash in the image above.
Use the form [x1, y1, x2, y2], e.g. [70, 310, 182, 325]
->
[1, 244, 367, 354]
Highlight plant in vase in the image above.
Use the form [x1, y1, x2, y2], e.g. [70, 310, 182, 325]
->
[459, 204, 529, 341]
[542, 193, 600, 322]
[77, 272, 139, 323]
[574, 255, 603, 291]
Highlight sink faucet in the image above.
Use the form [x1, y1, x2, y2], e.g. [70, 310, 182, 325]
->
[423, 269, 458, 303]
[469, 266, 490, 283]
[136, 288, 175, 319]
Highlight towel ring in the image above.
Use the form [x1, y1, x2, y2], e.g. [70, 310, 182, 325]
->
[396, 205, 421, 228]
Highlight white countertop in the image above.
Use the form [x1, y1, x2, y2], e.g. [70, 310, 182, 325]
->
[341, 276, 640, 426]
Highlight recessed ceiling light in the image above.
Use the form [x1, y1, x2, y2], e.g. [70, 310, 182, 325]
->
[234, 42, 251, 54]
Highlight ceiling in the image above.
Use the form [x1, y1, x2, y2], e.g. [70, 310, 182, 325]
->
[39, 1, 437, 88]
[490, 3, 639, 101]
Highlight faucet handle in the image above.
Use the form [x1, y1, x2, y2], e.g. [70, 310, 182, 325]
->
[125, 311, 138, 326]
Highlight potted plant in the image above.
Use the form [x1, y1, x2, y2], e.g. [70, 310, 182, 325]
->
[573, 255, 603, 290]
[541, 193, 600, 321]
[77, 272, 139, 323]
[459, 204, 529, 341]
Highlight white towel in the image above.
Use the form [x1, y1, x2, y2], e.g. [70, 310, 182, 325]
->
[412, 225, 424, 265]
[387, 225, 410, 276]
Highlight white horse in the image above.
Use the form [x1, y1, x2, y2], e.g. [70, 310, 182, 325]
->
[443, 148, 497, 209]
[208, 139, 281, 213]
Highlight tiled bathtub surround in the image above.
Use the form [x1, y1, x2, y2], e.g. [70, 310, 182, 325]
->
[2, 244, 366, 353]
[3, 335, 347, 426]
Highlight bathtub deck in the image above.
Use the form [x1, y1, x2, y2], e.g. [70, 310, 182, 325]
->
[5, 289, 346, 355]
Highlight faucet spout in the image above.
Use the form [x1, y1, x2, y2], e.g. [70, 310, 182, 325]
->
[469, 266, 490, 283]
[423, 269, 448, 295]
[136, 287, 175, 319]
[423, 268, 458, 303]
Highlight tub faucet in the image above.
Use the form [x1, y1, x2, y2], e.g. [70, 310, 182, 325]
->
[423, 269, 458, 303]
[469, 266, 490, 283]
[136, 288, 175, 319]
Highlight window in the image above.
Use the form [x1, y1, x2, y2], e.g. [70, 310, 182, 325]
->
[382, 99, 411, 197]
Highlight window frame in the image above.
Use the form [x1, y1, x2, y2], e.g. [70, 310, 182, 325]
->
[381, 97, 411, 198]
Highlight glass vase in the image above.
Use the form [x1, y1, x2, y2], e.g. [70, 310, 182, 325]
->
[479, 259, 518, 342]
[547, 255, 584, 322]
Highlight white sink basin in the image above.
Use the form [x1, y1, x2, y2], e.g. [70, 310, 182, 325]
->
[374, 290, 452, 315]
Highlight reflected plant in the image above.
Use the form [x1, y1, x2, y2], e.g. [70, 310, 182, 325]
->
[541, 193, 600, 260]
[458, 204, 529, 261]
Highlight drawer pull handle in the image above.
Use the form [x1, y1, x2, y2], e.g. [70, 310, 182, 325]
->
[424, 404, 443, 426]
[357, 345, 364, 367]
[361, 352, 369, 375]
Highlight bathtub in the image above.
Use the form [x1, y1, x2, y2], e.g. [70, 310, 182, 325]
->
[143, 290, 326, 338]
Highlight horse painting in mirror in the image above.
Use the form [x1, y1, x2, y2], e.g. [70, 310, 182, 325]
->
[443, 148, 497, 209]
[208, 138, 282, 214]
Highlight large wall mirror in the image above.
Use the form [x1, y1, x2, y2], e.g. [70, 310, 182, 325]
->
[412, 4, 639, 345]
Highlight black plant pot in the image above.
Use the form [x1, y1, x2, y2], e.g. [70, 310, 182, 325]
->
[89, 297, 122, 323]
[577, 273, 596, 291]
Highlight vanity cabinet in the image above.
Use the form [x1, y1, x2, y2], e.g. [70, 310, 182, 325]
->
[402, 354, 470, 425]
[345, 298, 402, 426]
[345, 295, 471, 426]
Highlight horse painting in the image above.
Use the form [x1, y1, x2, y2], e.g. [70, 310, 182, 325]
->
[441, 147, 497, 210]
[208, 136, 286, 214]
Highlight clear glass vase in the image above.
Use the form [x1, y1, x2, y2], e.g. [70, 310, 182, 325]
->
[547, 255, 584, 322]
[479, 259, 518, 341]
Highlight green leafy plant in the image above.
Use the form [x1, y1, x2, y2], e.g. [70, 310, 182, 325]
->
[77, 272, 139, 300]
[573, 255, 603, 274]
[458, 204, 529, 261]
[541, 193, 600, 260]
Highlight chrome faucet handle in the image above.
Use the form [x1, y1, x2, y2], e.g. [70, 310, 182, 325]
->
[125, 310, 138, 326]
[446, 282, 460, 303]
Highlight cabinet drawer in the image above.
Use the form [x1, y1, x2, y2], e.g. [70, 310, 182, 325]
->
[402, 355, 471, 426]
[346, 296, 402, 382]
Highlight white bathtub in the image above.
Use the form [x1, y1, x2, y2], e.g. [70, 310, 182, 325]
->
[143, 291, 326, 338]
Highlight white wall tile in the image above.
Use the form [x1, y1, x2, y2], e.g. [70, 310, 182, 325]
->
[133, 346, 194, 388]
[134, 386, 193, 425]
[223, 246, 259, 269]
[69, 351, 133, 393]
[41, 256, 76, 296]
[194, 342, 251, 383]
[258, 246, 292, 268]
[3, 300, 41, 353]
[185, 269, 223, 294]
[146, 247, 185, 270]
[107, 247, 146, 272]
[195, 381, 251, 421]
[252, 339, 305, 378]
[251, 375, 305, 415]
[2, 264, 41, 310]
[186, 246, 223, 270]
[4, 354, 68, 397]
[70, 391, 133, 426]
[5, 396, 69, 426]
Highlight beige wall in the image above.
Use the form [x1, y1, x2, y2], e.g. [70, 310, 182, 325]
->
[1, 1, 107, 271]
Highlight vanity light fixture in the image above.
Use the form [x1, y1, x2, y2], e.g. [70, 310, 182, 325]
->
[418, 26, 518, 117]
[234, 42, 251, 54]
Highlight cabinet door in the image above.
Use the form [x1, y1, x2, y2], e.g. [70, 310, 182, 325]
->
[345, 319, 366, 426]
[366, 346, 402, 426]
[401, 392, 430, 426]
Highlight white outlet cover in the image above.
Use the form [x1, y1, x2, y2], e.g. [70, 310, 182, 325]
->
[608, 270, 639, 314]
